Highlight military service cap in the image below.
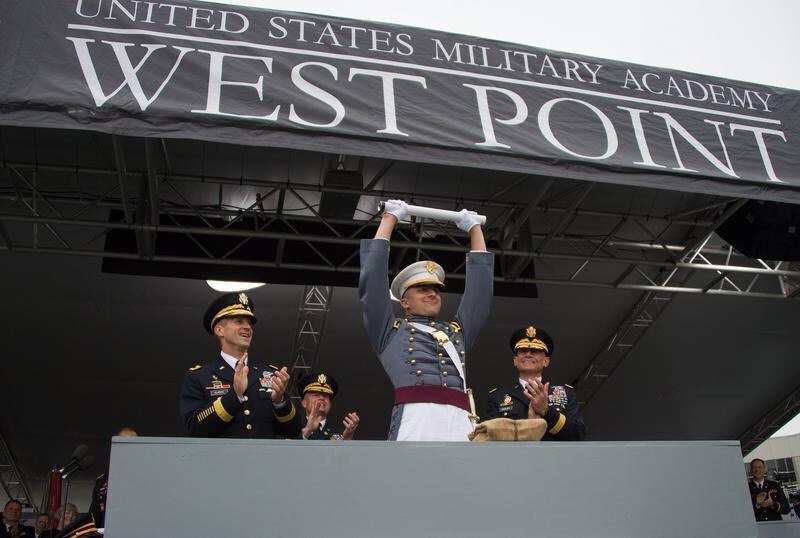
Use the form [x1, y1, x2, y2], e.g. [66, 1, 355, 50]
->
[509, 325, 554, 355]
[390, 260, 445, 300]
[298, 372, 338, 399]
[203, 292, 257, 333]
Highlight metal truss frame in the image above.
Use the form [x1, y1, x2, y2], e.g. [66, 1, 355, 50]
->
[2, 133, 799, 458]
[286, 285, 334, 402]
[576, 199, 748, 405]
[0, 429, 37, 510]
[739, 386, 800, 456]
[1, 160, 799, 299]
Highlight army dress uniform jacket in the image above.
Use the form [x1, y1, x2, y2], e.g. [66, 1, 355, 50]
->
[749, 479, 791, 521]
[180, 356, 300, 438]
[359, 238, 494, 439]
[298, 416, 344, 440]
[485, 382, 586, 441]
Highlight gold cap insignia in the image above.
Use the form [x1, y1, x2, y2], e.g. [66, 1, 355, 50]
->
[526, 326, 536, 338]
[425, 261, 438, 274]
[239, 293, 249, 306]
[318, 373, 327, 385]
[502, 395, 512, 405]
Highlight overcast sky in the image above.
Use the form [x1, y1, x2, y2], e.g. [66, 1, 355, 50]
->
[207, 0, 800, 441]
[208, 0, 800, 90]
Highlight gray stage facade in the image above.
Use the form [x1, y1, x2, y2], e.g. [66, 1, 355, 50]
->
[106, 436, 758, 538]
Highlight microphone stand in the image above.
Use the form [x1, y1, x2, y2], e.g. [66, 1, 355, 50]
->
[56, 475, 70, 532]
[60, 475, 71, 532]
[59, 462, 80, 531]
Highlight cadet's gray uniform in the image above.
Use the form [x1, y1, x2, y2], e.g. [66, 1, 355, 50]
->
[359, 238, 494, 440]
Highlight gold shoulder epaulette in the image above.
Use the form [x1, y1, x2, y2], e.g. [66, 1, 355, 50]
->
[392, 319, 401, 330]
[450, 321, 462, 333]
[488, 387, 497, 393]
[188, 364, 202, 371]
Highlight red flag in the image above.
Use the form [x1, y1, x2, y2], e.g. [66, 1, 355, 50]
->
[45, 467, 62, 529]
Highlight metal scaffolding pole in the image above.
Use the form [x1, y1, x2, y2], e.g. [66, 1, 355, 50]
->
[0, 430, 37, 510]
[286, 285, 334, 402]
[576, 200, 751, 406]
[739, 385, 800, 455]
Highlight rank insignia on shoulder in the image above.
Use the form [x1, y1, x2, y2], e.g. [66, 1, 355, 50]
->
[393, 319, 401, 330]
[268, 364, 280, 371]
[488, 387, 498, 394]
[189, 365, 202, 371]
[450, 321, 462, 333]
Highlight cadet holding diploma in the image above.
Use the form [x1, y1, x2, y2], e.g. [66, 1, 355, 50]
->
[358, 200, 494, 441]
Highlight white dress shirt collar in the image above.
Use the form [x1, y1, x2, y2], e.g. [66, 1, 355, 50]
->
[220, 351, 247, 370]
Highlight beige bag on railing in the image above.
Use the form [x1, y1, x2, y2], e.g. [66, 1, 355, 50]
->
[469, 418, 547, 441]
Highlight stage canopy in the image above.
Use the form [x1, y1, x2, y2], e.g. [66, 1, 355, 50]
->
[1, 0, 799, 510]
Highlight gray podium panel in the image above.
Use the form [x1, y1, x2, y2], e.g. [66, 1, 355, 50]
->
[757, 521, 800, 538]
[106, 437, 757, 538]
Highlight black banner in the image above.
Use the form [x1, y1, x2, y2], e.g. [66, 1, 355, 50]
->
[1, 0, 799, 202]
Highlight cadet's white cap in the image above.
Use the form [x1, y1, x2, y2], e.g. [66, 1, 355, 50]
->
[390, 260, 445, 301]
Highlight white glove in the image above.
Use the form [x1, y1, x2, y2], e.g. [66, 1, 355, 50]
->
[455, 208, 481, 232]
[383, 199, 408, 222]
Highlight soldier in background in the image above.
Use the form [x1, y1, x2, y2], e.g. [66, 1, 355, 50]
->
[748, 458, 790, 521]
[298, 372, 360, 440]
[180, 293, 300, 439]
[359, 199, 493, 441]
[789, 493, 800, 519]
[485, 326, 586, 441]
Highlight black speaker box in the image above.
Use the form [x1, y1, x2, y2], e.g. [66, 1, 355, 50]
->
[717, 200, 800, 261]
[318, 170, 363, 219]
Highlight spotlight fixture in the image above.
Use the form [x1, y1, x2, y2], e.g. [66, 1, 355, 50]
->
[206, 280, 265, 292]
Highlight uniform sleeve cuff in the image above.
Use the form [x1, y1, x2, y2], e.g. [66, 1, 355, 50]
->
[548, 412, 566, 435]
[213, 397, 235, 422]
[274, 401, 297, 423]
[361, 238, 390, 250]
[219, 390, 242, 416]
[466, 251, 494, 264]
